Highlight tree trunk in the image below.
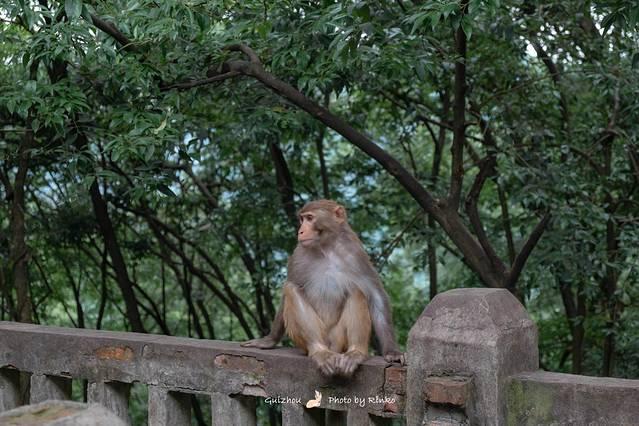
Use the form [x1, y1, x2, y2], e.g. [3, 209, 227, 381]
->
[601, 131, 619, 376]
[558, 276, 587, 374]
[448, 4, 468, 210]
[572, 292, 586, 374]
[602, 217, 619, 377]
[9, 131, 35, 324]
[427, 216, 438, 301]
[89, 179, 145, 332]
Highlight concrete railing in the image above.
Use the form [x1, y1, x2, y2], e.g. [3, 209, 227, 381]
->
[0, 321, 404, 425]
[508, 371, 639, 425]
[1, 288, 638, 425]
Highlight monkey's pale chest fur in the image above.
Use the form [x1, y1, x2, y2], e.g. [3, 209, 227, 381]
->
[293, 250, 362, 326]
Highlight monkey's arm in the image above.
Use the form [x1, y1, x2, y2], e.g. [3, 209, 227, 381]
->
[241, 305, 285, 349]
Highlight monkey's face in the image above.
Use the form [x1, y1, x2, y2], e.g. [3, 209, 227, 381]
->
[297, 207, 345, 248]
[297, 211, 320, 247]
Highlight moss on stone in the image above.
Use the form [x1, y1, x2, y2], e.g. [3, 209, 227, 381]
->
[506, 379, 554, 426]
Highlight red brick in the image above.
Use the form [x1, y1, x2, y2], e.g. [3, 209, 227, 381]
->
[423, 375, 472, 407]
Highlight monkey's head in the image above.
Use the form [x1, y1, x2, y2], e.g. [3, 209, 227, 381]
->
[297, 200, 347, 248]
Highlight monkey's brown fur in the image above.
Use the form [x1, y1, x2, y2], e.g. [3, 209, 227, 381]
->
[242, 200, 402, 377]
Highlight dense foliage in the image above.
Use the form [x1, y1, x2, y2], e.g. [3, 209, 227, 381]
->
[1, 3, 638, 409]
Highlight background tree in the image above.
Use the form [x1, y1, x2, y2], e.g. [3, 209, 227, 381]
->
[1, 1, 638, 398]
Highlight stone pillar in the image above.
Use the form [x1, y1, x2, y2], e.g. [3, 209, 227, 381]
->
[148, 386, 191, 426]
[281, 403, 324, 426]
[0, 368, 21, 412]
[211, 392, 255, 426]
[30, 374, 72, 404]
[88, 381, 131, 425]
[405, 288, 538, 426]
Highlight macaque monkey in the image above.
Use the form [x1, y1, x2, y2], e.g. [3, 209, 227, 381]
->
[242, 200, 403, 377]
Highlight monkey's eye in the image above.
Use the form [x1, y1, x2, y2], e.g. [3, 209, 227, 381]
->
[300, 214, 314, 223]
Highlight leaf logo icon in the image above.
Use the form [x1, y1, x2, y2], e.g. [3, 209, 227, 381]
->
[305, 390, 322, 408]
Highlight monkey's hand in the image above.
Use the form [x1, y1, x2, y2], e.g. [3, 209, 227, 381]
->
[335, 350, 367, 378]
[383, 350, 405, 365]
[241, 336, 278, 349]
[310, 349, 341, 377]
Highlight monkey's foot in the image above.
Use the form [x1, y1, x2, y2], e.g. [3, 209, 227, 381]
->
[241, 336, 278, 349]
[310, 349, 341, 377]
[383, 350, 405, 365]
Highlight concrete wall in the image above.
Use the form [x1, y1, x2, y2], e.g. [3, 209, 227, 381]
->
[508, 371, 639, 426]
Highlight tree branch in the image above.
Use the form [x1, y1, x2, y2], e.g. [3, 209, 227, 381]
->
[376, 210, 425, 270]
[160, 71, 241, 91]
[379, 89, 485, 143]
[210, 46, 443, 217]
[629, 149, 639, 182]
[268, 139, 296, 225]
[465, 156, 504, 274]
[498, 186, 516, 265]
[507, 212, 552, 288]
[531, 41, 570, 128]
[315, 125, 330, 198]
[464, 105, 506, 276]
[569, 146, 604, 175]
[89, 14, 137, 52]
[167, 43, 507, 288]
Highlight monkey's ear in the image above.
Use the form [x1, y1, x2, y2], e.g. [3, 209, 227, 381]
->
[333, 206, 346, 223]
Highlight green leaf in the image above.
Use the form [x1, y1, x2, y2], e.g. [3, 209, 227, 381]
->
[111, 148, 121, 162]
[257, 21, 272, 38]
[408, 11, 429, 34]
[352, 3, 371, 21]
[152, 117, 167, 134]
[601, 12, 616, 34]
[25, 80, 37, 93]
[65, 0, 83, 19]
[178, 149, 192, 162]
[81, 3, 93, 21]
[461, 16, 472, 40]
[157, 184, 176, 197]
[415, 61, 426, 81]
[632, 52, 639, 69]
[430, 12, 442, 31]
[144, 144, 155, 162]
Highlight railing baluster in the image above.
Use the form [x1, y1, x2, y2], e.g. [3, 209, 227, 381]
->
[30, 374, 71, 403]
[368, 414, 393, 425]
[0, 368, 21, 412]
[347, 410, 393, 426]
[281, 403, 324, 425]
[347, 409, 369, 425]
[211, 392, 256, 426]
[326, 409, 347, 425]
[88, 380, 131, 424]
[148, 385, 191, 426]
